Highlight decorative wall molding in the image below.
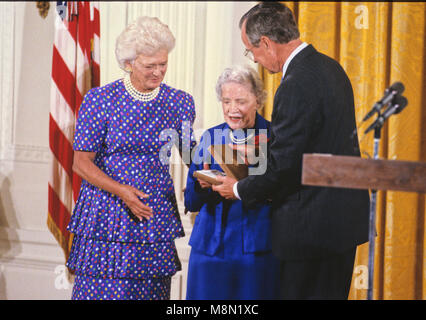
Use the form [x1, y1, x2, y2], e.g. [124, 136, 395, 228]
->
[0, 226, 66, 269]
[0, 226, 73, 299]
[0, 145, 51, 164]
[0, 3, 15, 157]
[0, 3, 51, 164]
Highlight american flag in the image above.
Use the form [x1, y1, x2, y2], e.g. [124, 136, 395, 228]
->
[48, 1, 100, 260]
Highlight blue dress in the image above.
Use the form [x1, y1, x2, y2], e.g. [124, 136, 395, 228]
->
[185, 113, 280, 300]
[66, 79, 196, 300]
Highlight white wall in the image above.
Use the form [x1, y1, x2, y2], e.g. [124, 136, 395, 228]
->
[0, 1, 256, 300]
[0, 1, 73, 299]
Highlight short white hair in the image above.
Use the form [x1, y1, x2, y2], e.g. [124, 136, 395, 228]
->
[115, 16, 176, 71]
[216, 65, 267, 108]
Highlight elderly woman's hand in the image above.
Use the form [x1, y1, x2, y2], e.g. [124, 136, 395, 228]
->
[118, 184, 153, 221]
[197, 163, 213, 189]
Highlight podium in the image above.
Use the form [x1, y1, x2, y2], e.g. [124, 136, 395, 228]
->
[301, 153, 426, 299]
[302, 154, 426, 193]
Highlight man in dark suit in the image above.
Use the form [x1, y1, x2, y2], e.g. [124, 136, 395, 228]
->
[213, 2, 370, 299]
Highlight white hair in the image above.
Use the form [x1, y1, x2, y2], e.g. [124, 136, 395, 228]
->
[115, 16, 176, 72]
[215, 65, 267, 108]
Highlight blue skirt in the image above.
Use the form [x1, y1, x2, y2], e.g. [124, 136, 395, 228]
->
[186, 204, 280, 300]
[186, 248, 280, 300]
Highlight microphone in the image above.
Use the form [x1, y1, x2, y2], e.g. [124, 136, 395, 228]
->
[362, 82, 405, 122]
[364, 95, 408, 134]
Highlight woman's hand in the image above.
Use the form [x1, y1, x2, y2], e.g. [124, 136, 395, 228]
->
[118, 184, 153, 221]
[198, 179, 213, 189]
[73, 151, 153, 221]
[197, 163, 213, 189]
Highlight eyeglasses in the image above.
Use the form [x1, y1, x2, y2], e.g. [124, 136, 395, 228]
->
[133, 59, 168, 73]
[140, 63, 168, 73]
[243, 48, 254, 62]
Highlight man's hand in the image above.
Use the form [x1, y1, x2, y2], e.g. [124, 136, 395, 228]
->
[212, 175, 238, 200]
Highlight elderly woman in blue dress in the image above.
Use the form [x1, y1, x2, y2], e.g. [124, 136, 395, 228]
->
[185, 65, 280, 300]
[67, 16, 196, 300]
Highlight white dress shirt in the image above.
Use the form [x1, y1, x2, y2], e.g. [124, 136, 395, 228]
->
[232, 42, 309, 200]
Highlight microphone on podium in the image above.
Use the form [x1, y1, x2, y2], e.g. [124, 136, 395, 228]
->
[362, 82, 405, 122]
[364, 95, 408, 134]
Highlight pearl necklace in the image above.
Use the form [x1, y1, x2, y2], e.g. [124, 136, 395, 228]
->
[123, 75, 160, 102]
[229, 130, 255, 145]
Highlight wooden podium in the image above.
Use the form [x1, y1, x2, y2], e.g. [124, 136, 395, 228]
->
[301, 153, 426, 299]
[302, 154, 426, 193]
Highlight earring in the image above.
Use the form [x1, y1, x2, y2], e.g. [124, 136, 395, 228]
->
[125, 66, 132, 73]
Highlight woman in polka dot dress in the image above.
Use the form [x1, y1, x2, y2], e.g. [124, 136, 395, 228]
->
[66, 16, 196, 300]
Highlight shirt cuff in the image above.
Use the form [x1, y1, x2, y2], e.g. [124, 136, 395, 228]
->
[233, 181, 241, 200]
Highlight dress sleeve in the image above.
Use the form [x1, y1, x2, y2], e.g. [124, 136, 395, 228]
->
[73, 88, 107, 153]
[175, 92, 197, 164]
[184, 131, 220, 213]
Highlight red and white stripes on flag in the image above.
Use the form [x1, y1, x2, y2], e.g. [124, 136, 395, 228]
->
[48, 1, 100, 260]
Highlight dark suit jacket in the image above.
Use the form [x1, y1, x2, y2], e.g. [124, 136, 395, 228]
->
[237, 44, 370, 261]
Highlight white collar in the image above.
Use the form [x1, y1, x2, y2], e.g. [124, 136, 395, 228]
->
[282, 42, 309, 79]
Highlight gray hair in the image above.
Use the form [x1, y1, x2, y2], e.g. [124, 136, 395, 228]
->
[239, 2, 299, 47]
[115, 16, 175, 72]
[216, 65, 266, 108]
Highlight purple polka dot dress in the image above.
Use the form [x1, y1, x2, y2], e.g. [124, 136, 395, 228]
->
[66, 79, 196, 300]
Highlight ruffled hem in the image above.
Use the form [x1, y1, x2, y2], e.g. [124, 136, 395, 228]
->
[68, 180, 184, 243]
[66, 234, 181, 280]
[71, 274, 171, 300]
